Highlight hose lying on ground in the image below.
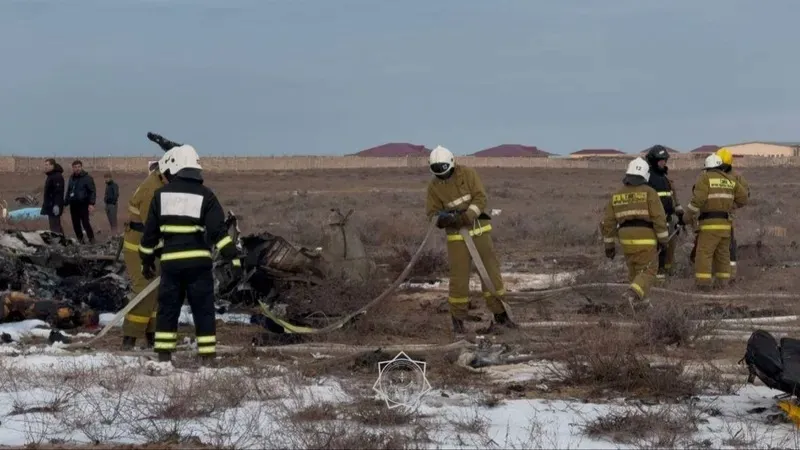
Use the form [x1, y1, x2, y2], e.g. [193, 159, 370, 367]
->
[500, 283, 800, 301]
[256, 215, 440, 335]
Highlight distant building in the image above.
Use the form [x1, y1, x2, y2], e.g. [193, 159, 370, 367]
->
[689, 145, 720, 154]
[470, 144, 552, 157]
[352, 143, 431, 157]
[569, 149, 626, 158]
[720, 141, 800, 157]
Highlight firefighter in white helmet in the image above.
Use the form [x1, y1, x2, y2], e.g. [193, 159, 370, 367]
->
[425, 145, 515, 339]
[601, 157, 669, 311]
[139, 144, 242, 364]
[683, 153, 748, 290]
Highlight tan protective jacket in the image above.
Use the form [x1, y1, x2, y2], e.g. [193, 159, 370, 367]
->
[601, 183, 669, 249]
[123, 170, 165, 250]
[426, 166, 491, 240]
[685, 169, 748, 232]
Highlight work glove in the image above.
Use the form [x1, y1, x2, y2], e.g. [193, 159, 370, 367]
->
[604, 247, 615, 260]
[456, 212, 473, 228]
[52, 206, 59, 216]
[436, 211, 458, 229]
[141, 260, 156, 280]
[657, 241, 667, 253]
[676, 210, 685, 228]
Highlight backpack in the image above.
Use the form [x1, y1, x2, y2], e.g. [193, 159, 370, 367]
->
[743, 330, 800, 396]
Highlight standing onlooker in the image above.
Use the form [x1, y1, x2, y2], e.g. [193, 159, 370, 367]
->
[41, 158, 65, 234]
[103, 172, 119, 233]
[65, 160, 97, 244]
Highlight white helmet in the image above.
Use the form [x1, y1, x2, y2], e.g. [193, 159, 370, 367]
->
[626, 157, 650, 182]
[429, 145, 455, 176]
[157, 149, 173, 175]
[159, 145, 202, 175]
[704, 154, 723, 169]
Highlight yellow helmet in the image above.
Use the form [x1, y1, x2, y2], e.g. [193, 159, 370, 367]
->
[716, 147, 733, 165]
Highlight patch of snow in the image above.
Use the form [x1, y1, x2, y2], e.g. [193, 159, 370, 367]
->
[0, 351, 796, 449]
[99, 307, 252, 330]
[0, 319, 50, 341]
[402, 271, 579, 292]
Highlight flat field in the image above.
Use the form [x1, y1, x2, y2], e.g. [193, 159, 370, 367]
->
[0, 166, 799, 448]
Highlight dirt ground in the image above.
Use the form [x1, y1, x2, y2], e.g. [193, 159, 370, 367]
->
[3, 166, 799, 369]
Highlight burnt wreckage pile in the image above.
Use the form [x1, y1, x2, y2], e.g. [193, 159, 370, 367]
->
[0, 230, 127, 329]
[0, 208, 375, 338]
[216, 209, 376, 335]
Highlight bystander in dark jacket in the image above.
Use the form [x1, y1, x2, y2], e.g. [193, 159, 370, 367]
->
[41, 159, 65, 234]
[103, 173, 120, 233]
[65, 160, 97, 244]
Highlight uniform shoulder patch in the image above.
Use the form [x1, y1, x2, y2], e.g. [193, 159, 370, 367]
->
[709, 178, 736, 189]
[612, 191, 647, 206]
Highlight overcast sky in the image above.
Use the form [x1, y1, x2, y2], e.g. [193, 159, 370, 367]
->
[1, 0, 798, 156]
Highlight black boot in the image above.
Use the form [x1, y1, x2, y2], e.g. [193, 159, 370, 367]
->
[121, 336, 136, 351]
[493, 311, 518, 329]
[145, 332, 155, 348]
[452, 316, 466, 340]
[157, 351, 172, 363]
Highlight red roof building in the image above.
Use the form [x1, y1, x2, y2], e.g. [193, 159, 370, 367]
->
[470, 144, 552, 157]
[569, 148, 626, 158]
[353, 143, 431, 157]
[689, 145, 720, 154]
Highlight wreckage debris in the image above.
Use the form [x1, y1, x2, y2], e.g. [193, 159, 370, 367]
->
[0, 230, 126, 329]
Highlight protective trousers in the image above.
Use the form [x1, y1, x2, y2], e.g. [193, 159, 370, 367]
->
[730, 226, 738, 279]
[694, 228, 731, 287]
[624, 245, 658, 299]
[121, 244, 159, 339]
[153, 266, 217, 358]
[446, 232, 506, 320]
[657, 216, 677, 280]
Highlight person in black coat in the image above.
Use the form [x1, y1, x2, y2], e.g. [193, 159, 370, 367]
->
[65, 160, 97, 244]
[103, 172, 120, 233]
[41, 158, 65, 234]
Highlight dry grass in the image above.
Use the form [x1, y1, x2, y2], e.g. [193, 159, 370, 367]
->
[582, 405, 701, 447]
[549, 321, 730, 400]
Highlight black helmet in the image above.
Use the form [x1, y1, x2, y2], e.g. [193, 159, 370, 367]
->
[645, 145, 669, 166]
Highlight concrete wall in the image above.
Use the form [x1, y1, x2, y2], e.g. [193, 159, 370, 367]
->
[724, 143, 798, 157]
[4, 153, 797, 173]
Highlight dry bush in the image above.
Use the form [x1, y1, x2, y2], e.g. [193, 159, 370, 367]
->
[638, 300, 716, 346]
[277, 420, 416, 450]
[387, 240, 447, 279]
[551, 326, 711, 400]
[446, 407, 489, 436]
[582, 405, 701, 447]
[289, 402, 339, 422]
[346, 399, 419, 426]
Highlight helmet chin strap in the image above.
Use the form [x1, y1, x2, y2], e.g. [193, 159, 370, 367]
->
[434, 169, 454, 180]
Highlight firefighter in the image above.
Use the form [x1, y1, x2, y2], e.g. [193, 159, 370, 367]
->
[716, 147, 750, 280]
[120, 159, 169, 350]
[601, 157, 669, 310]
[683, 154, 748, 290]
[139, 144, 241, 363]
[644, 145, 684, 283]
[425, 145, 516, 339]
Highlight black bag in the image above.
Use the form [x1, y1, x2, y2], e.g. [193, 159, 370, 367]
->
[743, 330, 800, 395]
